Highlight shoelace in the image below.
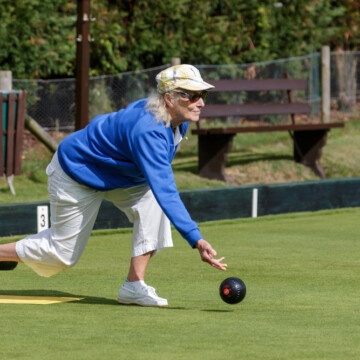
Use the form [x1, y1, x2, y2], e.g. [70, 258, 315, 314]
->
[147, 286, 157, 295]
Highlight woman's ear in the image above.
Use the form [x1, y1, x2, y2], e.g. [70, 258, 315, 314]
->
[163, 93, 173, 108]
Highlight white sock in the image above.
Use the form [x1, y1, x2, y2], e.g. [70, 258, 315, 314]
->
[125, 279, 146, 289]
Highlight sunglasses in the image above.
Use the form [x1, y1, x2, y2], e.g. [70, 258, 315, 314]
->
[172, 90, 208, 102]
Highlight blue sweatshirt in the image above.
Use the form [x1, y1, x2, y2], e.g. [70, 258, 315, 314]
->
[57, 99, 202, 247]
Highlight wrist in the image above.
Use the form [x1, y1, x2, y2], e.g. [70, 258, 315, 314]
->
[195, 239, 205, 249]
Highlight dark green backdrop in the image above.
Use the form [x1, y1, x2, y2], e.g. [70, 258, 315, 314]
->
[1, 177, 359, 237]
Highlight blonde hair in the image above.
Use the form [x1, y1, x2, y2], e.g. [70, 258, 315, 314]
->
[145, 91, 179, 128]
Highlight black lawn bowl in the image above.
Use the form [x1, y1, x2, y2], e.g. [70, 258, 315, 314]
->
[219, 277, 246, 304]
[0, 261, 18, 271]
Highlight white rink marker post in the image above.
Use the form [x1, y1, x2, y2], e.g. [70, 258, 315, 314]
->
[37, 206, 49, 232]
[252, 188, 258, 218]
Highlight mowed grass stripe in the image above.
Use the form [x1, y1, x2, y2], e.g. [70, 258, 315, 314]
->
[0, 208, 359, 360]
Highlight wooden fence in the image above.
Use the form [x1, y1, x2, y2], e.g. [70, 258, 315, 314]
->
[0, 90, 27, 177]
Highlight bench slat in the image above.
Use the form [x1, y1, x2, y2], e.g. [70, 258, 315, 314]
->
[206, 79, 307, 92]
[201, 103, 310, 118]
[192, 122, 345, 135]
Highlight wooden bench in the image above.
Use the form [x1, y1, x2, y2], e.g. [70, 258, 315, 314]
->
[192, 79, 344, 182]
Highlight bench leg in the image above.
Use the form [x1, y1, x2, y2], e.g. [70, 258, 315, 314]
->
[292, 130, 329, 179]
[197, 134, 234, 182]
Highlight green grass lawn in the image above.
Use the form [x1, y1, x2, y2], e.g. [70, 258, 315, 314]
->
[1, 208, 359, 359]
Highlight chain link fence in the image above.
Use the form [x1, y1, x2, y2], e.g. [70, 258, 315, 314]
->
[12, 52, 359, 131]
[331, 51, 359, 116]
[198, 53, 320, 125]
[13, 65, 168, 131]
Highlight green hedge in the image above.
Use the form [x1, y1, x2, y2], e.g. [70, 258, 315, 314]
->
[0, 0, 358, 78]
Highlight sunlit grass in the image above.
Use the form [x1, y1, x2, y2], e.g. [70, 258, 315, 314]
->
[1, 208, 359, 359]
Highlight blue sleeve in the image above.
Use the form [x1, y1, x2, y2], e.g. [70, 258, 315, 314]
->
[132, 130, 202, 248]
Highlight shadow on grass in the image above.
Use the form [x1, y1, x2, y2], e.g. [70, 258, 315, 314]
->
[0, 187, 13, 195]
[0, 290, 237, 312]
[201, 309, 234, 313]
[227, 153, 292, 167]
[172, 161, 199, 174]
[172, 153, 292, 174]
[0, 289, 118, 306]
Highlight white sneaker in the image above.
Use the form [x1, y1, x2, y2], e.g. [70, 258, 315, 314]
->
[117, 281, 168, 307]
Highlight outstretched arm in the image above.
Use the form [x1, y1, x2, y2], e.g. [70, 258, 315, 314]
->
[195, 239, 227, 271]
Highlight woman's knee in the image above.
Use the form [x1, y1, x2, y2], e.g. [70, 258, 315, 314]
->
[56, 254, 80, 270]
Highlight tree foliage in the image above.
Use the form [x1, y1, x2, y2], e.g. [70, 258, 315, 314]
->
[0, 0, 76, 78]
[328, 0, 360, 51]
[0, 0, 358, 79]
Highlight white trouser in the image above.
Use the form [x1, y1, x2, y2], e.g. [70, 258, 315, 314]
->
[16, 153, 172, 278]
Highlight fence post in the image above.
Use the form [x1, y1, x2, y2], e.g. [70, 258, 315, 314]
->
[171, 57, 181, 66]
[321, 46, 331, 123]
[75, 0, 91, 131]
[0, 71, 12, 91]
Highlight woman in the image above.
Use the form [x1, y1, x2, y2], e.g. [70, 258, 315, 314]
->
[0, 64, 227, 307]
